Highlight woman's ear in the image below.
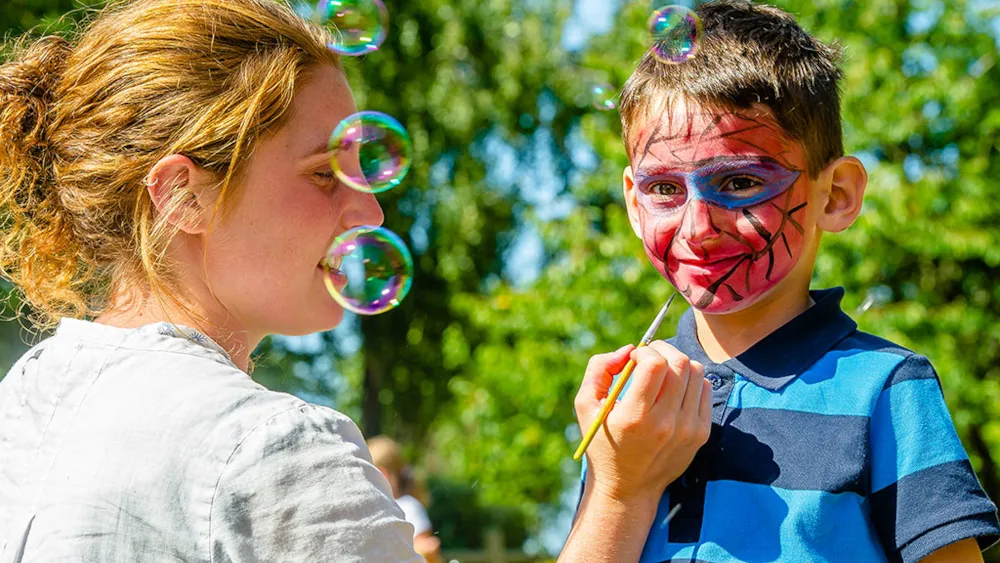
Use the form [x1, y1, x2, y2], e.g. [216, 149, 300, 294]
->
[816, 155, 867, 233]
[145, 155, 216, 234]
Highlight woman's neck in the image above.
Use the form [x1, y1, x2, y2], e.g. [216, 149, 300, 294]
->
[95, 291, 255, 372]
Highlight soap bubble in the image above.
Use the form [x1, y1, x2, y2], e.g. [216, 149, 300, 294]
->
[648, 5, 702, 64]
[328, 111, 412, 194]
[297, 0, 389, 56]
[322, 226, 414, 315]
[856, 285, 893, 315]
[589, 83, 618, 111]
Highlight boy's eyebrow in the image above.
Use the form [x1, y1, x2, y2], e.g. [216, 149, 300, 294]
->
[693, 155, 790, 173]
[634, 155, 790, 178]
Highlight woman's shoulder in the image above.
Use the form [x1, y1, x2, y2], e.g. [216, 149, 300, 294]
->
[3, 318, 366, 478]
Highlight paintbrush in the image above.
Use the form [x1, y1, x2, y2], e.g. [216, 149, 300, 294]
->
[573, 293, 676, 462]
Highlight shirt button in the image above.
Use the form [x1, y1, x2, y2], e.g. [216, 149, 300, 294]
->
[706, 373, 723, 390]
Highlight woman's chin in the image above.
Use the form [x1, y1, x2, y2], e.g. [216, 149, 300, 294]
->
[281, 307, 344, 337]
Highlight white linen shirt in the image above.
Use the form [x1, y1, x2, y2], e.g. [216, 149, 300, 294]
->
[0, 318, 421, 563]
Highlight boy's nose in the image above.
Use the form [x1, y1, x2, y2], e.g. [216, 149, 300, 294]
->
[678, 197, 722, 246]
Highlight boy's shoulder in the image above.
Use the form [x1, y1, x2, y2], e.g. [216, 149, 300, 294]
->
[826, 326, 939, 391]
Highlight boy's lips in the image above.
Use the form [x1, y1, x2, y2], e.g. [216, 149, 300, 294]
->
[676, 254, 744, 267]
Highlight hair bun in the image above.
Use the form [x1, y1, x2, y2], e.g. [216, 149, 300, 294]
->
[0, 35, 79, 327]
[1, 36, 71, 160]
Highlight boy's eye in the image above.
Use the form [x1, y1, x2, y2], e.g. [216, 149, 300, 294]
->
[721, 175, 763, 192]
[648, 182, 683, 196]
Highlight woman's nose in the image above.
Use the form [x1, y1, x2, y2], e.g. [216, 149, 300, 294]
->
[342, 189, 384, 229]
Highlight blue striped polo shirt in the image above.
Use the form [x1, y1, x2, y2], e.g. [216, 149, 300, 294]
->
[581, 287, 999, 562]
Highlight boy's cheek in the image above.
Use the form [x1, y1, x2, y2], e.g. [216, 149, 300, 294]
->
[638, 215, 681, 279]
[635, 191, 810, 312]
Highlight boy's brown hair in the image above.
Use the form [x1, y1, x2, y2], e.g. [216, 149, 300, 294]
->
[619, 0, 844, 177]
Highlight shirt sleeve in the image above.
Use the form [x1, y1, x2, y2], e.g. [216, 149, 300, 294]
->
[395, 495, 432, 536]
[869, 354, 1000, 563]
[210, 404, 423, 563]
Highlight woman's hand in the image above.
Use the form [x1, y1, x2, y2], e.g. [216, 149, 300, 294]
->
[575, 341, 712, 504]
[560, 342, 712, 562]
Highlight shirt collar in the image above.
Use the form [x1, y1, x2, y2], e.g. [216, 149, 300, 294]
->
[56, 318, 236, 368]
[670, 287, 857, 391]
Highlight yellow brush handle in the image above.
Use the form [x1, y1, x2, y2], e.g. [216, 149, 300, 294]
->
[572, 343, 646, 461]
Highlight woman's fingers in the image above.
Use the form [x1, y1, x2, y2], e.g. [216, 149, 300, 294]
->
[619, 341, 691, 414]
[620, 345, 668, 413]
[649, 341, 691, 413]
[575, 344, 635, 420]
[698, 377, 713, 423]
[679, 360, 705, 417]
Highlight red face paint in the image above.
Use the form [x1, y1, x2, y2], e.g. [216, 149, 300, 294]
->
[630, 105, 811, 313]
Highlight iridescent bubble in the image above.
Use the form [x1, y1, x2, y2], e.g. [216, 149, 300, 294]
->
[589, 83, 618, 111]
[298, 0, 389, 56]
[856, 284, 893, 315]
[322, 226, 414, 315]
[328, 111, 412, 194]
[648, 6, 702, 64]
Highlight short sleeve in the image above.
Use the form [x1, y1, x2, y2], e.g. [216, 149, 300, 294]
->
[869, 354, 1000, 563]
[210, 404, 422, 563]
[395, 495, 432, 536]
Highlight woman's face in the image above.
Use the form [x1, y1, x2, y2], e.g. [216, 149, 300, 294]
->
[203, 65, 383, 338]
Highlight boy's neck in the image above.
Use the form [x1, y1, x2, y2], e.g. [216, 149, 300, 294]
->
[693, 284, 814, 364]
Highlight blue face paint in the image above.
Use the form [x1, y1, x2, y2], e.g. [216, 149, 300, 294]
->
[634, 156, 801, 212]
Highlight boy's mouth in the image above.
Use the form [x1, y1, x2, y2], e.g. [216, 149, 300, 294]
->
[676, 254, 743, 267]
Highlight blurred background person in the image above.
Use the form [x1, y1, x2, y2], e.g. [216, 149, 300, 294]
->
[369, 435, 444, 563]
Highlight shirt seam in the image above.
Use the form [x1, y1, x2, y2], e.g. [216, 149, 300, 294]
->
[207, 403, 316, 563]
[31, 343, 113, 513]
[26, 342, 82, 510]
[58, 335, 236, 370]
[866, 352, 920, 498]
[897, 512, 999, 563]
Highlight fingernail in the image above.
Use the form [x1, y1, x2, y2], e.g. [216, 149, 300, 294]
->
[616, 344, 631, 354]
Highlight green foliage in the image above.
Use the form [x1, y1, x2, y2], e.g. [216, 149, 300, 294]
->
[426, 476, 528, 550]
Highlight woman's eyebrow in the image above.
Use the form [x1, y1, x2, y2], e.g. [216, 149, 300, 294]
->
[298, 146, 335, 167]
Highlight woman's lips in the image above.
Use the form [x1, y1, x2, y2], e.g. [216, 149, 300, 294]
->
[318, 265, 349, 292]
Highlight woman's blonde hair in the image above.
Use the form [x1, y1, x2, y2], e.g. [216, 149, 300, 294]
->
[0, 0, 341, 330]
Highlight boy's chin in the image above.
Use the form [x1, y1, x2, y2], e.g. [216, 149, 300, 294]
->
[682, 288, 768, 316]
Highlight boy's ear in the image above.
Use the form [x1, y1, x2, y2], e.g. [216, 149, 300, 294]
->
[816, 156, 867, 233]
[623, 166, 643, 239]
[145, 154, 217, 235]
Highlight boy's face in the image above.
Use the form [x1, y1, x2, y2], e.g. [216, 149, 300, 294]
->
[624, 98, 818, 314]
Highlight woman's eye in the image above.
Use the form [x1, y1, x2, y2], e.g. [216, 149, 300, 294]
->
[648, 182, 682, 196]
[721, 176, 762, 192]
[314, 171, 336, 183]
